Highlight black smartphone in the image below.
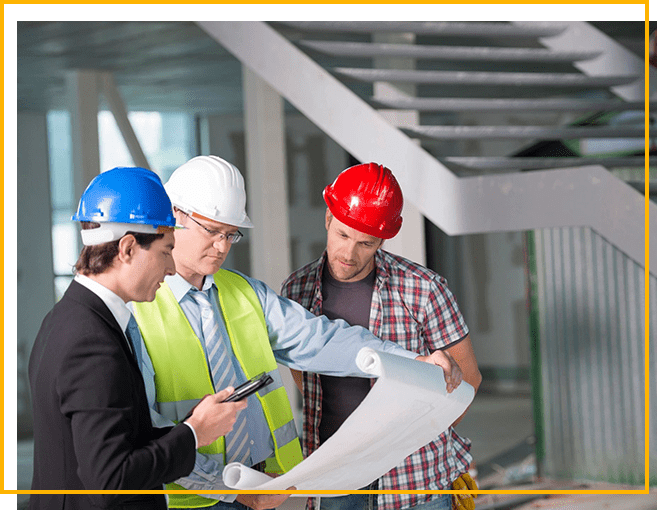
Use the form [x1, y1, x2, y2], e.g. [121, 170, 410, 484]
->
[224, 373, 274, 402]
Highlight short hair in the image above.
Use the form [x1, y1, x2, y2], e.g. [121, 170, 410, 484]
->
[74, 222, 164, 276]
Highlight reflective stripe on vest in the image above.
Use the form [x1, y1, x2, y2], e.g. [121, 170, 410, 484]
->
[133, 270, 302, 509]
[156, 367, 283, 423]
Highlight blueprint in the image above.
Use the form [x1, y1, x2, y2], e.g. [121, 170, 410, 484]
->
[222, 347, 475, 494]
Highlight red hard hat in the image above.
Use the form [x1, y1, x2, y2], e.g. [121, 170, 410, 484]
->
[323, 162, 403, 239]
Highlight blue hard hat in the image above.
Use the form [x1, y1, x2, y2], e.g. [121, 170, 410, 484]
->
[71, 167, 176, 246]
[72, 167, 176, 245]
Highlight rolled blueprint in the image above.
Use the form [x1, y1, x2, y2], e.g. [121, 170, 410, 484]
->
[223, 347, 475, 494]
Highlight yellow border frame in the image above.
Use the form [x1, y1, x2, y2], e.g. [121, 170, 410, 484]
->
[4, 6, 651, 500]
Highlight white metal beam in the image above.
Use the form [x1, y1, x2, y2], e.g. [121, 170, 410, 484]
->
[373, 32, 425, 265]
[99, 72, 150, 169]
[533, 21, 646, 101]
[197, 21, 654, 275]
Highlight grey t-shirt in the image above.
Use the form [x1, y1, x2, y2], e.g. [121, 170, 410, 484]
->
[319, 264, 376, 444]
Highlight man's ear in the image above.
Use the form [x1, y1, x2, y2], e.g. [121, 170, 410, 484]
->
[117, 234, 137, 262]
[325, 209, 332, 231]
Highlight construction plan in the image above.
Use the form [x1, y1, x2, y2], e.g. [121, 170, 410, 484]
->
[222, 347, 475, 494]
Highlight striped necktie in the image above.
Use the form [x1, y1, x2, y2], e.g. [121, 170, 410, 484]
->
[189, 288, 252, 465]
[125, 315, 142, 367]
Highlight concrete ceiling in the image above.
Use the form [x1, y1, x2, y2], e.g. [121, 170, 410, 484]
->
[18, 21, 243, 113]
[17, 21, 645, 115]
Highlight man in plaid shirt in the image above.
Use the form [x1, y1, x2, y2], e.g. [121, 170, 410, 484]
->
[282, 163, 482, 510]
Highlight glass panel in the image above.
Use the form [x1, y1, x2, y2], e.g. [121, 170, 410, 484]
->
[54, 276, 74, 302]
[98, 110, 194, 180]
[47, 110, 76, 289]
[47, 111, 73, 210]
[98, 111, 133, 170]
[51, 222, 79, 277]
[48, 109, 195, 296]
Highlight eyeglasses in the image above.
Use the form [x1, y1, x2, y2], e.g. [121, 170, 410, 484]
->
[184, 213, 243, 244]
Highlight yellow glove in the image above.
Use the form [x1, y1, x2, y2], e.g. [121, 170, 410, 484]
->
[452, 472, 478, 510]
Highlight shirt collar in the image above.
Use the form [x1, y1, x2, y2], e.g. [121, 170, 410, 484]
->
[165, 273, 215, 302]
[316, 251, 328, 280]
[74, 274, 132, 332]
[374, 249, 390, 281]
[317, 249, 390, 285]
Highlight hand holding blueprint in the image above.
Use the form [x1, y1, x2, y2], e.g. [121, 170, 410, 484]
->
[223, 347, 475, 493]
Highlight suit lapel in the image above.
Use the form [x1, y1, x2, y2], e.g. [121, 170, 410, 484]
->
[64, 280, 138, 367]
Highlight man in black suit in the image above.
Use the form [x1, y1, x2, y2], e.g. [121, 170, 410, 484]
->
[28, 167, 247, 510]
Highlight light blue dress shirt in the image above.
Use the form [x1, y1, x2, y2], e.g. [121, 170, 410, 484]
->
[133, 270, 417, 500]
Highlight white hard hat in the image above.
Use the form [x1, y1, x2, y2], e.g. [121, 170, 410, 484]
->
[165, 155, 254, 228]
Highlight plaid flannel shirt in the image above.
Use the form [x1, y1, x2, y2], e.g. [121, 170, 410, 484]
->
[281, 249, 473, 510]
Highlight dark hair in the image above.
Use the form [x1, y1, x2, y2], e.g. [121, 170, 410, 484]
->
[74, 222, 164, 275]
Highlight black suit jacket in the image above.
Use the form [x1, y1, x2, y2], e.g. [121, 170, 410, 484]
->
[28, 280, 196, 510]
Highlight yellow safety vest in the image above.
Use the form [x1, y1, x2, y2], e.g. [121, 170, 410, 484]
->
[133, 270, 302, 509]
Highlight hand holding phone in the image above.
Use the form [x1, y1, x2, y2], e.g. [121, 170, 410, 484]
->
[224, 373, 274, 402]
[186, 387, 248, 447]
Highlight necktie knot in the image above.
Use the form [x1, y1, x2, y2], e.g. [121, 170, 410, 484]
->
[189, 288, 212, 307]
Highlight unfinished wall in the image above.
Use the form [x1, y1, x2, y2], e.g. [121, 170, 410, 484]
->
[533, 226, 651, 484]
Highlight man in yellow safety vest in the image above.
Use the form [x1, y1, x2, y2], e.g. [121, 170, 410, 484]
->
[132, 156, 464, 510]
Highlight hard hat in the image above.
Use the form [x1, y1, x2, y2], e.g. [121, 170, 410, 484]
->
[323, 162, 403, 239]
[72, 167, 176, 246]
[164, 155, 253, 229]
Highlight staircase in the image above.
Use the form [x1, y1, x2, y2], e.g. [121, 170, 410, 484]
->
[197, 21, 654, 274]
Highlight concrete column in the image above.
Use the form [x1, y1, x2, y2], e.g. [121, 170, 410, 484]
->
[242, 65, 291, 290]
[17, 112, 55, 437]
[242, 66, 299, 419]
[372, 33, 426, 266]
[66, 70, 100, 213]
[197, 113, 250, 274]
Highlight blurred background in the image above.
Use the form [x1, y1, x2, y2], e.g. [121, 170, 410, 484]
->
[14, 18, 656, 508]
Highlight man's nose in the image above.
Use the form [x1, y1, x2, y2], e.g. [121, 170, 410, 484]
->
[343, 242, 358, 260]
[166, 257, 176, 276]
[212, 237, 231, 250]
